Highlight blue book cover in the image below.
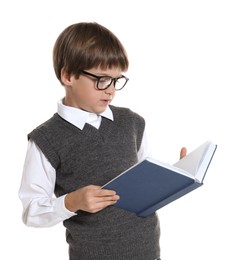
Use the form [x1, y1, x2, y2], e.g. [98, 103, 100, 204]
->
[102, 141, 217, 217]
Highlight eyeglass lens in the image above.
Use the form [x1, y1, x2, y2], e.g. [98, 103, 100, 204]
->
[98, 77, 127, 90]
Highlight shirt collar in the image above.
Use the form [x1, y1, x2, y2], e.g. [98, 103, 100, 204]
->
[57, 98, 113, 130]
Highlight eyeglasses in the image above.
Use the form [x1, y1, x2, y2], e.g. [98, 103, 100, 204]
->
[78, 70, 129, 91]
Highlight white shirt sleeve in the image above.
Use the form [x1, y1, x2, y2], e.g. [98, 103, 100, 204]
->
[137, 128, 152, 162]
[18, 140, 76, 227]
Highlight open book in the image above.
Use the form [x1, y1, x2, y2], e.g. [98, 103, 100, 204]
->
[102, 140, 217, 217]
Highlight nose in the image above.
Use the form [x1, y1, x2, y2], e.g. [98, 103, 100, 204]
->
[104, 81, 115, 95]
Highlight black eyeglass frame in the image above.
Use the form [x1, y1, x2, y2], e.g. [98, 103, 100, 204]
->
[78, 69, 129, 90]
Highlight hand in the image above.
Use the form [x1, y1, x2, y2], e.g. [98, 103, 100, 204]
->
[180, 147, 187, 159]
[65, 185, 120, 213]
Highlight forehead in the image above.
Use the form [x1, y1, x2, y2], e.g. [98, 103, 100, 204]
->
[90, 66, 122, 77]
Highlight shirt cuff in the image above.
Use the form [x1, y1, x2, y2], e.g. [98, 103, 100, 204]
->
[57, 194, 77, 219]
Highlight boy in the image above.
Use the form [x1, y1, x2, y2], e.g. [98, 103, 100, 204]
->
[19, 22, 184, 259]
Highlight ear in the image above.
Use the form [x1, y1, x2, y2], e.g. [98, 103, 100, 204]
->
[61, 68, 72, 86]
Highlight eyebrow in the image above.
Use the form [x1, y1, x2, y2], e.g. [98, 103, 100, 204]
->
[80, 70, 123, 78]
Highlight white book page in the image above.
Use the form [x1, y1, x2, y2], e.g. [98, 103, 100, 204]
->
[195, 142, 217, 181]
[173, 140, 216, 182]
[146, 157, 195, 179]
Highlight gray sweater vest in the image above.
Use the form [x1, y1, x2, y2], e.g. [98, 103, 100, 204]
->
[29, 105, 160, 260]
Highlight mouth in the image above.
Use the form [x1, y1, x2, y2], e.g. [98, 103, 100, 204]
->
[100, 99, 112, 105]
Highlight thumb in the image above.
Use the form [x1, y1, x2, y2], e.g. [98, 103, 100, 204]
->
[180, 147, 187, 159]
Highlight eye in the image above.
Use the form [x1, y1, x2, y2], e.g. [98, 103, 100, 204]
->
[99, 76, 112, 83]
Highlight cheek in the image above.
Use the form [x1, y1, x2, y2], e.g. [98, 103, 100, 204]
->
[81, 88, 101, 104]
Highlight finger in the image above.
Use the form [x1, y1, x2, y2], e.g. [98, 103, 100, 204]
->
[96, 193, 120, 202]
[180, 147, 187, 159]
[88, 195, 120, 213]
[97, 188, 118, 197]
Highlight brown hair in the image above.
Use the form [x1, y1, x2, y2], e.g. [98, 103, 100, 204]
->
[53, 22, 129, 85]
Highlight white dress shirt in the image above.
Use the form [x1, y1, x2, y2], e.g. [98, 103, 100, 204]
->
[18, 99, 151, 227]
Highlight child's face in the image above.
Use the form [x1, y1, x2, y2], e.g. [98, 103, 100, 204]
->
[64, 67, 122, 114]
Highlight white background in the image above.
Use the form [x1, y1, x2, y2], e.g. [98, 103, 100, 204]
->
[1, 0, 231, 259]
